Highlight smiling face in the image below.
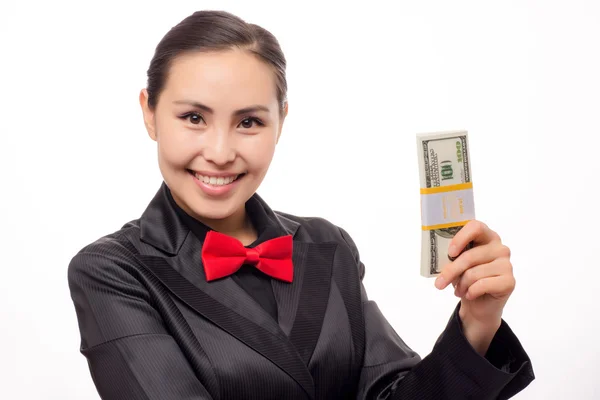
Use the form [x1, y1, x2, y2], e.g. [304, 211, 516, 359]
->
[140, 48, 287, 230]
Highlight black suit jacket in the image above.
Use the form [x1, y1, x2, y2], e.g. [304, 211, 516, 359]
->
[68, 183, 534, 399]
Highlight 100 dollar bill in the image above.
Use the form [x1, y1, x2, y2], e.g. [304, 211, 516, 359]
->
[417, 130, 476, 277]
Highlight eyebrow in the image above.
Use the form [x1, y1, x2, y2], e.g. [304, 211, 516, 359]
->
[173, 100, 270, 116]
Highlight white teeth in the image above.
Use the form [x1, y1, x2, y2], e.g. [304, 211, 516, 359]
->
[193, 172, 240, 186]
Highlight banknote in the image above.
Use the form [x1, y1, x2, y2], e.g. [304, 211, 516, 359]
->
[417, 130, 476, 277]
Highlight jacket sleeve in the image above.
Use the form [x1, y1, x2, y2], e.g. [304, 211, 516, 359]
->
[338, 228, 535, 400]
[68, 249, 214, 400]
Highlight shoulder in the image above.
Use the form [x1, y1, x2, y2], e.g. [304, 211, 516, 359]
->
[67, 219, 142, 287]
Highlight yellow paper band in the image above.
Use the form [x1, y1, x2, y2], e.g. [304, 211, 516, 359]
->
[421, 220, 470, 231]
[420, 182, 473, 195]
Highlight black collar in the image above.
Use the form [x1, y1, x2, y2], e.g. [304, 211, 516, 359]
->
[139, 182, 300, 255]
[165, 184, 282, 248]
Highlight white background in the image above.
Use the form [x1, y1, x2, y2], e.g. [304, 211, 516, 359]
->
[1, 0, 598, 398]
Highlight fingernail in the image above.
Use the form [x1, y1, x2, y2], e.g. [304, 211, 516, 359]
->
[448, 245, 457, 258]
[435, 276, 446, 289]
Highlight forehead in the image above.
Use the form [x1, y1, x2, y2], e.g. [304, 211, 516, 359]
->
[162, 49, 278, 108]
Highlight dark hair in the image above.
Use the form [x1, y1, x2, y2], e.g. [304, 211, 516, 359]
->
[146, 10, 287, 115]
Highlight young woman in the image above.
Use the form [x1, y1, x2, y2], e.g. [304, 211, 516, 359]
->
[68, 10, 534, 400]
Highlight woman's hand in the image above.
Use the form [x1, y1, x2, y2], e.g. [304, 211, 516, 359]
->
[434, 220, 516, 355]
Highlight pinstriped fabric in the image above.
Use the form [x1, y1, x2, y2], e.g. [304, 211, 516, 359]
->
[69, 250, 169, 347]
[332, 233, 366, 396]
[117, 235, 222, 397]
[272, 243, 307, 336]
[136, 254, 315, 397]
[68, 182, 534, 400]
[289, 243, 335, 364]
[175, 297, 303, 400]
[113, 334, 213, 399]
[360, 301, 418, 368]
[71, 238, 221, 398]
[309, 282, 356, 400]
[82, 338, 151, 400]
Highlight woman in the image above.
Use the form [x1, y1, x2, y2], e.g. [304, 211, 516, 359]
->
[68, 10, 534, 400]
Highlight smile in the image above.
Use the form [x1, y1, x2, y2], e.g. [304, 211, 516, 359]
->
[187, 170, 245, 187]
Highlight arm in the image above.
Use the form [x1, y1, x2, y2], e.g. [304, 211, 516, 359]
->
[338, 228, 534, 400]
[68, 250, 214, 400]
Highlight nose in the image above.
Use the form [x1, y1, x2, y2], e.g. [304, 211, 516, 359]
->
[202, 128, 236, 166]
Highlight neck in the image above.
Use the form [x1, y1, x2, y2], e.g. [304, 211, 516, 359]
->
[201, 207, 256, 244]
[173, 194, 258, 245]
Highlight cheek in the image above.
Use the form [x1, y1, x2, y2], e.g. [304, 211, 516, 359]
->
[243, 136, 277, 172]
[156, 126, 193, 167]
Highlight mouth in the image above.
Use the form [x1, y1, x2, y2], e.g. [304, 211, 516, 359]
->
[187, 169, 246, 187]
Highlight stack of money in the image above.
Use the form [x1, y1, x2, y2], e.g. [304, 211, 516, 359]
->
[416, 130, 476, 277]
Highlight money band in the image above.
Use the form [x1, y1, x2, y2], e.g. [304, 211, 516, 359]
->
[420, 183, 475, 230]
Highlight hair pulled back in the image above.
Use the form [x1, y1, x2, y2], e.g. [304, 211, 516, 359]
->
[146, 10, 287, 114]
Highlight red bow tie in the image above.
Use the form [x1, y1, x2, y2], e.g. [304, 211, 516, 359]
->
[201, 230, 294, 282]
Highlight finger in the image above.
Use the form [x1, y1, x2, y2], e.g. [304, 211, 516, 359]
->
[436, 243, 511, 289]
[448, 220, 500, 259]
[454, 258, 510, 298]
[465, 273, 516, 301]
[452, 277, 460, 288]
[448, 241, 473, 262]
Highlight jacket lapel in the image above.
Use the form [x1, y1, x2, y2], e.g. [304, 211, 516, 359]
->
[271, 242, 307, 336]
[279, 241, 336, 364]
[161, 225, 285, 338]
[135, 183, 336, 398]
[136, 252, 317, 398]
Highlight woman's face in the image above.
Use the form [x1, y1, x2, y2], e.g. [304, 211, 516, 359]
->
[140, 49, 287, 224]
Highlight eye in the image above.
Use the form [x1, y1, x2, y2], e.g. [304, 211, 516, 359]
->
[180, 112, 204, 125]
[239, 117, 264, 129]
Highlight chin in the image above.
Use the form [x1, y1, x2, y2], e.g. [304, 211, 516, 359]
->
[187, 192, 247, 220]
[193, 203, 237, 221]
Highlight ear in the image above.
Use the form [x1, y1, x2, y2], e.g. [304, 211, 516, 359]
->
[139, 89, 157, 141]
[276, 101, 288, 144]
